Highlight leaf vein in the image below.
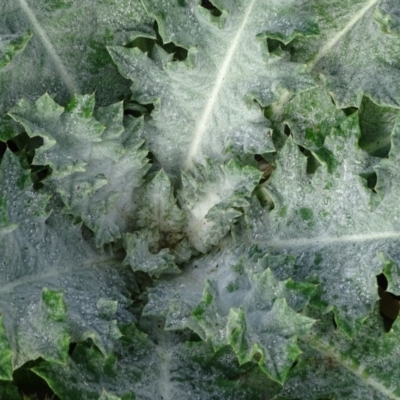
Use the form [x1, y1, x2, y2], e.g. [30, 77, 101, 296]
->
[17, 0, 80, 94]
[184, 0, 257, 169]
[308, 0, 379, 70]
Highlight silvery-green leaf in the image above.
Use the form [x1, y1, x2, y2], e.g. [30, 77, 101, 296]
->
[143, 0, 318, 49]
[236, 113, 400, 337]
[193, 267, 315, 383]
[282, 308, 400, 400]
[0, 0, 154, 114]
[98, 392, 128, 400]
[0, 32, 31, 69]
[0, 150, 132, 369]
[122, 232, 180, 277]
[0, 317, 13, 380]
[178, 159, 262, 253]
[133, 169, 186, 254]
[374, 0, 400, 35]
[291, 0, 400, 108]
[109, 0, 316, 173]
[133, 160, 260, 258]
[34, 323, 272, 400]
[267, 85, 346, 152]
[143, 244, 315, 382]
[9, 94, 103, 177]
[142, 247, 240, 334]
[0, 115, 25, 143]
[9, 94, 150, 246]
[143, 246, 268, 335]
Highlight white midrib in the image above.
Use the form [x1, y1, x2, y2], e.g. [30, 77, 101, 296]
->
[156, 335, 173, 400]
[271, 0, 380, 118]
[306, 336, 400, 400]
[308, 0, 379, 70]
[0, 255, 119, 293]
[263, 231, 400, 249]
[184, 0, 257, 169]
[17, 0, 80, 95]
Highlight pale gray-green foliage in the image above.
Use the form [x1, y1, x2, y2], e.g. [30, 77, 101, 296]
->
[291, 0, 400, 108]
[129, 160, 262, 263]
[0, 0, 154, 114]
[0, 31, 31, 69]
[281, 309, 400, 400]
[123, 232, 181, 277]
[0, 151, 132, 371]
[143, 244, 315, 384]
[193, 267, 315, 383]
[246, 114, 400, 336]
[178, 160, 262, 253]
[3, 0, 400, 399]
[34, 322, 269, 400]
[109, 0, 317, 174]
[9, 94, 150, 246]
[128, 169, 187, 265]
[374, 115, 400, 202]
[268, 86, 346, 151]
[377, 251, 400, 294]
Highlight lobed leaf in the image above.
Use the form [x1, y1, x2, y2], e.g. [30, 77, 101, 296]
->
[34, 322, 274, 399]
[0, 0, 154, 114]
[109, 0, 316, 173]
[143, 244, 315, 382]
[282, 308, 400, 400]
[238, 113, 400, 337]
[0, 150, 132, 370]
[9, 94, 150, 246]
[291, 0, 400, 108]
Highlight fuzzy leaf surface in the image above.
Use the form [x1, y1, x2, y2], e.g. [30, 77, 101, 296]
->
[109, 0, 316, 173]
[239, 114, 400, 337]
[267, 85, 346, 153]
[129, 169, 187, 261]
[129, 160, 262, 260]
[0, 0, 154, 114]
[143, 244, 315, 383]
[0, 31, 31, 69]
[292, 0, 400, 108]
[9, 94, 149, 246]
[178, 160, 262, 253]
[0, 150, 132, 369]
[281, 309, 400, 400]
[34, 323, 273, 400]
